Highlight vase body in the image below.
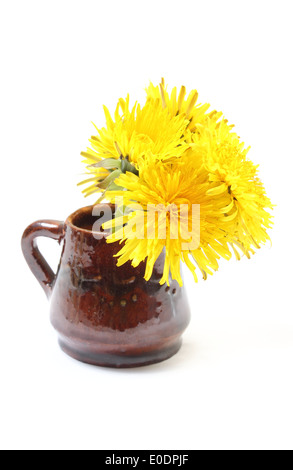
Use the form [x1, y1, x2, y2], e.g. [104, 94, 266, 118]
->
[22, 205, 191, 368]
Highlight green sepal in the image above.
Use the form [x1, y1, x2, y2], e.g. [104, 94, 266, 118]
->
[90, 158, 122, 170]
[98, 169, 122, 190]
[121, 158, 139, 176]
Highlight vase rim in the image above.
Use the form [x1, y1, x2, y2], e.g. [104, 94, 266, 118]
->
[66, 204, 115, 236]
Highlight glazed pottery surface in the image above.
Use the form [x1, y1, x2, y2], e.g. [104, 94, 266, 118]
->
[22, 205, 191, 368]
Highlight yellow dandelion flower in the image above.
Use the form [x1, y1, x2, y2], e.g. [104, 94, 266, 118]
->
[104, 156, 236, 286]
[79, 93, 191, 197]
[146, 78, 227, 136]
[203, 121, 273, 254]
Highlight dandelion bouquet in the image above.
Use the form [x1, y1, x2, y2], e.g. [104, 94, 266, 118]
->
[79, 79, 273, 287]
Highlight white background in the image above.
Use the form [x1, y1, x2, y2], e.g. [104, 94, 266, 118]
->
[0, 0, 292, 451]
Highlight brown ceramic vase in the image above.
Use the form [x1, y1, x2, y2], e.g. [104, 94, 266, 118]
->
[21, 205, 191, 368]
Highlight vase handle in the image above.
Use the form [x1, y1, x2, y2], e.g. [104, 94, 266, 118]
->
[21, 220, 65, 299]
